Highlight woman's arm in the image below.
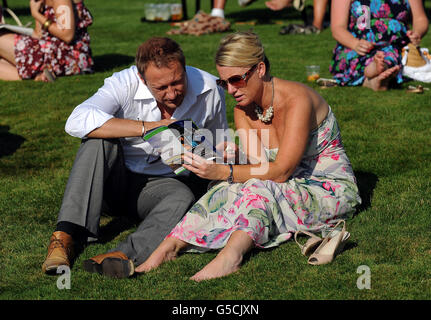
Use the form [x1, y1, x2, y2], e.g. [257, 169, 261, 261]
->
[330, 0, 374, 55]
[407, 0, 429, 46]
[30, 0, 76, 44]
[182, 94, 313, 184]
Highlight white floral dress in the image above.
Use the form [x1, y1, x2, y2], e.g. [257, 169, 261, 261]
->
[167, 107, 362, 250]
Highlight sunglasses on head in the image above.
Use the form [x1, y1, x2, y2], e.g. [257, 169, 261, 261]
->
[216, 64, 258, 90]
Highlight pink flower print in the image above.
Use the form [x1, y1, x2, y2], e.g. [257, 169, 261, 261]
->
[320, 127, 330, 138]
[331, 139, 340, 147]
[375, 20, 387, 33]
[331, 153, 340, 161]
[377, 3, 390, 18]
[322, 182, 332, 191]
[241, 190, 269, 210]
[351, 58, 359, 70]
[284, 189, 298, 204]
[195, 236, 207, 245]
[396, 11, 407, 22]
[227, 207, 236, 216]
[297, 217, 304, 225]
[217, 214, 229, 225]
[234, 214, 250, 229]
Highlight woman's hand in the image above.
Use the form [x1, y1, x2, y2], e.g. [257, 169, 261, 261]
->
[30, 0, 44, 18]
[407, 30, 422, 46]
[215, 141, 239, 163]
[354, 39, 374, 56]
[182, 151, 227, 181]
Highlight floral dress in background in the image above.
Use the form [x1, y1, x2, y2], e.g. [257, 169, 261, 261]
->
[329, 0, 411, 86]
[14, 1, 93, 79]
[167, 107, 362, 251]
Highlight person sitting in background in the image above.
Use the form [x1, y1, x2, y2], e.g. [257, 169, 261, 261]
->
[329, 0, 428, 91]
[266, 0, 329, 34]
[0, 0, 93, 81]
[210, 0, 258, 18]
[136, 31, 361, 281]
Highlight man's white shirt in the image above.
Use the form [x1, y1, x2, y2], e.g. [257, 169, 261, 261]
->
[65, 65, 228, 176]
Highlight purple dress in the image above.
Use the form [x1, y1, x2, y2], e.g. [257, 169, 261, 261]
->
[329, 0, 411, 86]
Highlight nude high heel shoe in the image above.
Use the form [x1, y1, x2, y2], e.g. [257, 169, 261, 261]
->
[294, 230, 323, 256]
[307, 220, 350, 266]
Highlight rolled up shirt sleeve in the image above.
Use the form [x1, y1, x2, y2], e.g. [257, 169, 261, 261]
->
[65, 73, 127, 138]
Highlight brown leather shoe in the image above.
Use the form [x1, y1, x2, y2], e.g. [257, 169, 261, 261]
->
[42, 231, 74, 274]
[83, 251, 134, 279]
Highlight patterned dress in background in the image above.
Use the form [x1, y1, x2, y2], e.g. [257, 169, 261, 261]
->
[167, 107, 362, 251]
[329, 0, 411, 86]
[14, 1, 93, 79]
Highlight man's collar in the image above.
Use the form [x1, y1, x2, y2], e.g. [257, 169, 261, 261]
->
[133, 67, 154, 101]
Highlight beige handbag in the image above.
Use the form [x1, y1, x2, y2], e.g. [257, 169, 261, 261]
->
[403, 43, 427, 67]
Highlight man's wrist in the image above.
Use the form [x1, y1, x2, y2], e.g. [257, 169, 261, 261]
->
[141, 121, 146, 137]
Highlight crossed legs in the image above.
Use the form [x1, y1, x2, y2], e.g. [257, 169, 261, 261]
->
[0, 32, 20, 80]
[0, 32, 52, 81]
[136, 230, 254, 281]
[363, 51, 400, 91]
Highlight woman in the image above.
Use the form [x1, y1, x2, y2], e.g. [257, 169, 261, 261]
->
[0, 0, 93, 81]
[329, 0, 428, 91]
[136, 31, 361, 281]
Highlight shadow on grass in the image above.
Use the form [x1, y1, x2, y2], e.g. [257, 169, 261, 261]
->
[226, 6, 307, 24]
[2, 7, 31, 18]
[96, 215, 137, 244]
[0, 125, 25, 158]
[93, 54, 135, 73]
[354, 170, 379, 215]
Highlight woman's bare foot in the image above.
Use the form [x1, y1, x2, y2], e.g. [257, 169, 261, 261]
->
[364, 51, 387, 79]
[135, 237, 188, 273]
[363, 65, 400, 91]
[190, 249, 243, 282]
[34, 68, 56, 82]
[34, 72, 48, 82]
[190, 230, 253, 282]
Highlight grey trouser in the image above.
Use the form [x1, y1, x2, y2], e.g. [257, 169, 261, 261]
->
[57, 138, 207, 266]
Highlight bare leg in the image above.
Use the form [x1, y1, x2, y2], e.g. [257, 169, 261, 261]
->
[0, 33, 17, 65]
[190, 230, 254, 282]
[363, 65, 400, 91]
[135, 237, 188, 273]
[312, 0, 329, 30]
[265, 0, 293, 11]
[0, 33, 21, 80]
[213, 0, 226, 9]
[0, 58, 20, 80]
[364, 51, 387, 79]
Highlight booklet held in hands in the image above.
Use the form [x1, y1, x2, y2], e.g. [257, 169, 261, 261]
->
[143, 119, 222, 175]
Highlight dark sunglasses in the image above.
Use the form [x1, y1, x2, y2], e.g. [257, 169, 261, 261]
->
[216, 64, 257, 90]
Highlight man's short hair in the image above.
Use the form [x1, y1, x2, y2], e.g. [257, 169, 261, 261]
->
[136, 37, 186, 79]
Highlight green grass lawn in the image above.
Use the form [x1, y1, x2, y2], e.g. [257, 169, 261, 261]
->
[1, 0, 431, 300]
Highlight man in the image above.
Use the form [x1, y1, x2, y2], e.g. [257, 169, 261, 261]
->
[41, 37, 228, 278]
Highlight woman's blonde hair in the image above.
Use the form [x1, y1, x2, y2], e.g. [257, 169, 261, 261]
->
[215, 31, 270, 73]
